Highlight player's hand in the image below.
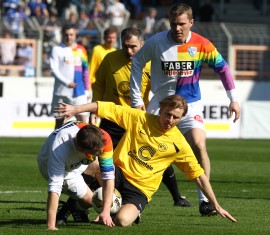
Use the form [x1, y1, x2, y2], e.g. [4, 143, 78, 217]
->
[54, 102, 76, 122]
[133, 105, 146, 111]
[215, 206, 237, 222]
[228, 101, 240, 123]
[89, 113, 100, 126]
[93, 213, 115, 227]
[67, 82, 76, 88]
[47, 226, 59, 230]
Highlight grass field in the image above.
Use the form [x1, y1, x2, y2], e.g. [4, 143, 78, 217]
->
[0, 137, 270, 235]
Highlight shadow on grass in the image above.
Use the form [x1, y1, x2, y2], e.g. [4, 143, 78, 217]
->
[0, 219, 46, 226]
[0, 200, 46, 204]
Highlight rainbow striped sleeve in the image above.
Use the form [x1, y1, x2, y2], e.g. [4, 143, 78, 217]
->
[176, 33, 234, 102]
[99, 129, 115, 180]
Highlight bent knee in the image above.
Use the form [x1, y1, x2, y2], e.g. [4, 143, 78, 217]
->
[114, 214, 133, 227]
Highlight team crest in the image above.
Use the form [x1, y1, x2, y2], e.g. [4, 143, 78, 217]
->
[188, 46, 197, 57]
[118, 81, 130, 95]
[158, 143, 168, 152]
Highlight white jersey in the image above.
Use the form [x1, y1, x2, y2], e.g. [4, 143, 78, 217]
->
[130, 30, 179, 108]
[38, 123, 88, 195]
[130, 30, 236, 109]
[50, 43, 89, 98]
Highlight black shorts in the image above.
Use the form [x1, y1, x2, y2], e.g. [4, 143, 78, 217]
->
[114, 165, 148, 214]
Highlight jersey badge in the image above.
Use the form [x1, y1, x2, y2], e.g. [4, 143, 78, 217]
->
[188, 46, 197, 57]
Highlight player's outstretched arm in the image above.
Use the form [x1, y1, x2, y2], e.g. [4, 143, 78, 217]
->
[47, 192, 60, 230]
[195, 174, 237, 222]
[54, 102, 98, 123]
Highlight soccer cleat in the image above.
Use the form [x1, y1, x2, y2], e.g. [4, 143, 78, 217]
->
[67, 198, 90, 223]
[71, 209, 90, 223]
[56, 201, 71, 225]
[134, 214, 141, 224]
[199, 200, 217, 216]
[174, 196, 193, 207]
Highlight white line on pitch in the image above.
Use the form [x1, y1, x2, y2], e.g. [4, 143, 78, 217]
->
[0, 190, 42, 194]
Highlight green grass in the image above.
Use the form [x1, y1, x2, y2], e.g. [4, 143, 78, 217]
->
[0, 138, 270, 235]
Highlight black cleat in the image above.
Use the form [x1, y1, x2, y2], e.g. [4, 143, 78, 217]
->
[67, 198, 90, 223]
[56, 201, 71, 225]
[134, 214, 141, 224]
[199, 201, 217, 216]
[174, 196, 193, 207]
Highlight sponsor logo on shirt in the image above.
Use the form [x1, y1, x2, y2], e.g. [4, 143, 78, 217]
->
[63, 56, 82, 66]
[161, 61, 194, 77]
[194, 115, 203, 123]
[128, 146, 155, 171]
[70, 159, 91, 170]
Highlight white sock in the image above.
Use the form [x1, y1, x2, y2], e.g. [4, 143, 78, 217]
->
[197, 186, 208, 205]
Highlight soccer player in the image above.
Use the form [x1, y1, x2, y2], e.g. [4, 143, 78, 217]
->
[88, 27, 118, 85]
[91, 27, 191, 207]
[37, 122, 115, 230]
[130, 3, 241, 216]
[54, 95, 237, 226]
[50, 23, 90, 129]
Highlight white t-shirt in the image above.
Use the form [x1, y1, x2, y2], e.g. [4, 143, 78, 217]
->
[38, 123, 88, 195]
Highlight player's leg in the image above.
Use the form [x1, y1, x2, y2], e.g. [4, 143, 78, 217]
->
[179, 101, 216, 216]
[183, 128, 216, 215]
[83, 158, 102, 186]
[57, 174, 93, 225]
[114, 203, 140, 227]
[114, 165, 147, 226]
[73, 95, 89, 124]
[162, 165, 192, 207]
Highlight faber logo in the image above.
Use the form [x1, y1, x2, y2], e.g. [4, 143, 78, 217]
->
[161, 61, 194, 77]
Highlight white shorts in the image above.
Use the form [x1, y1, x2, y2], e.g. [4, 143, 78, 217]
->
[51, 94, 88, 116]
[62, 174, 88, 200]
[177, 100, 205, 134]
[147, 92, 205, 135]
[146, 85, 175, 115]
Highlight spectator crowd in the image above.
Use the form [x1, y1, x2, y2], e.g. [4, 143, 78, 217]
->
[2, 0, 266, 77]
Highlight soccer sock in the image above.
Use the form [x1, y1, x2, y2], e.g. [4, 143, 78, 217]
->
[197, 187, 208, 204]
[162, 165, 181, 203]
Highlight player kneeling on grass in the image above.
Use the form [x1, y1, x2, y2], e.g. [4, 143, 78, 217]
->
[37, 122, 115, 230]
[55, 95, 237, 226]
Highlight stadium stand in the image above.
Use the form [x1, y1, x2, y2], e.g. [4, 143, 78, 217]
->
[0, 0, 269, 79]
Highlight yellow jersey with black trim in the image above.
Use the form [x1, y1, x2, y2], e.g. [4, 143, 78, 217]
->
[93, 49, 151, 107]
[97, 101, 204, 202]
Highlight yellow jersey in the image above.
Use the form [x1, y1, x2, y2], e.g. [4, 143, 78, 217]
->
[97, 101, 204, 201]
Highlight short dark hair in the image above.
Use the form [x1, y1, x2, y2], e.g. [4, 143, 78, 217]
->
[169, 3, 193, 20]
[76, 125, 105, 156]
[159, 95, 188, 117]
[104, 26, 118, 38]
[61, 23, 77, 35]
[120, 27, 143, 41]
